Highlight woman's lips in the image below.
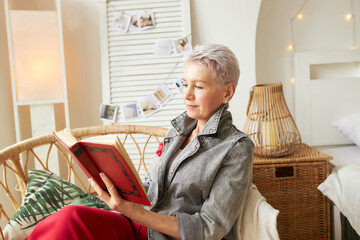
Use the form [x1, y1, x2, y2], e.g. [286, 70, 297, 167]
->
[186, 104, 197, 109]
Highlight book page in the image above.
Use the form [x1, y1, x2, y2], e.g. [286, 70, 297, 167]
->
[53, 129, 78, 147]
[113, 139, 147, 197]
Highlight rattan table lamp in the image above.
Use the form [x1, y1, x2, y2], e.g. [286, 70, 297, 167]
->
[243, 83, 301, 157]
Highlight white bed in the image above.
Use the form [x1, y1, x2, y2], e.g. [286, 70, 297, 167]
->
[319, 145, 360, 240]
[320, 145, 360, 166]
[294, 50, 360, 240]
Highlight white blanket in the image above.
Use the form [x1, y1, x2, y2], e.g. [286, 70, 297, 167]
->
[231, 184, 280, 240]
[318, 165, 360, 235]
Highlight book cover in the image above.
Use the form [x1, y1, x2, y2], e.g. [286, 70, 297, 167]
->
[53, 130, 150, 206]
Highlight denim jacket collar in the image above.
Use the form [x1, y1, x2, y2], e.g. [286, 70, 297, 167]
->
[170, 103, 230, 137]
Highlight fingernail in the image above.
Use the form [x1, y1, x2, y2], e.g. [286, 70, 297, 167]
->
[100, 172, 104, 178]
[88, 178, 93, 184]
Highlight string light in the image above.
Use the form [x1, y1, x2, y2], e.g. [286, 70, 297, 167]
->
[345, 13, 353, 21]
[289, 0, 357, 51]
[289, 0, 309, 51]
[288, 0, 358, 85]
[347, 0, 357, 50]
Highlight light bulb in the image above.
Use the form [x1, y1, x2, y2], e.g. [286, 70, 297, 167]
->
[351, 45, 357, 50]
[288, 44, 294, 51]
[291, 77, 295, 84]
[297, 13, 303, 20]
[345, 13, 353, 21]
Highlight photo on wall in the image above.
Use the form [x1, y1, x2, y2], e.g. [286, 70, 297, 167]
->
[120, 103, 140, 121]
[153, 84, 173, 106]
[129, 14, 140, 31]
[111, 12, 131, 33]
[173, 35, 192, 55]
[100, 104, 118, 123]
[173, 76, 183, 94]
[137, 95, 160, 117]
[138, 11, 155, 30]
[154, 38, 173, 56]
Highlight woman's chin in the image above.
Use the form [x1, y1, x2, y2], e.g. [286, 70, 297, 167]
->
[186, 111, 198, 120]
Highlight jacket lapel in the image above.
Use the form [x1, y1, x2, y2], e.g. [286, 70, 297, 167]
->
[153, 104, 230, 203]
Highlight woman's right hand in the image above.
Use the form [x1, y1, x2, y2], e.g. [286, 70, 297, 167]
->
[89, 172, 130, 213]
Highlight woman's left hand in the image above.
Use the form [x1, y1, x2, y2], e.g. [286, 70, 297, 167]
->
[89, 173, 129, 213]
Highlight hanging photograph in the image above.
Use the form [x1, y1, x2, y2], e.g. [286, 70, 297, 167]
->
[138, 11, 155, 30]
[173, 35, 192, 55]
[120, 103, 140, 120]
[137, 95, 159, 117]
[154, 38, 173, 56]
[129, 14, 140, 31]
[173, 76, 184, 94]
[153, 84, 173, 106]
[100, 103, 118, 123]
[111, 12, 131, 33]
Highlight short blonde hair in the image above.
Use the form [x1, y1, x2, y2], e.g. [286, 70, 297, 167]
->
[186, 44, 240, 87]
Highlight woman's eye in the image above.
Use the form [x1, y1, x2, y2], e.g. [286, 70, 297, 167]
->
[195, 85, 203, 89]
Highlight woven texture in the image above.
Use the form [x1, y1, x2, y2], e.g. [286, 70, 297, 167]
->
[0, 125, 167, 240]
[244, 84, 301, 158]
[253, 143, 332, 240]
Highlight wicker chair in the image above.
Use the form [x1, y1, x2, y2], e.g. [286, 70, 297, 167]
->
[0, 125, 168, 240]
[0, 124, 280, 240]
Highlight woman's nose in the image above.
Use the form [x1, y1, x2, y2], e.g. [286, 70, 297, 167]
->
[182, 87, 194, 100]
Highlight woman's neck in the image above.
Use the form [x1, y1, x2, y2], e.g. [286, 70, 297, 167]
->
[180, 125, 201, 150]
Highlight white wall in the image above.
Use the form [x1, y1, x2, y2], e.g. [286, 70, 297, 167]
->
[60, 0, 103, 128]
[190, 0, 261, 129]
[256, 0, 360, 114]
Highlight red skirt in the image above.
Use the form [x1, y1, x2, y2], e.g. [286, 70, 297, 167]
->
[27, 205, 148, 240]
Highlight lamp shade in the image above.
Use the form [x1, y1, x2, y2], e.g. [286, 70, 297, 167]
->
[10, 10, 64, 102]
[243, 83, 301, 157]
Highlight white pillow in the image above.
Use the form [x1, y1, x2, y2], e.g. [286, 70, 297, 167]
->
[332, 112, 360, 146]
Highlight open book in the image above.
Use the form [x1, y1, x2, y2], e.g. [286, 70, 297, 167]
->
[53, 129, 150, 206]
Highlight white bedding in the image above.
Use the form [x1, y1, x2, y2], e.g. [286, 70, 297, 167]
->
[320, 145, 360, 166]
[317, 145, 360, 236]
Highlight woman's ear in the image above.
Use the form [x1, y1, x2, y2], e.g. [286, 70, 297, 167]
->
[223, 83, 236, 103]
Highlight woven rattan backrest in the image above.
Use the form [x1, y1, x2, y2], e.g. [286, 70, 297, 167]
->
[0, 125, 167, 238]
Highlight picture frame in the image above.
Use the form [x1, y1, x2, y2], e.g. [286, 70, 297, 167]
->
[111, 12, 131, 33]
[153, 84, 173, 106]
[137, 95, 160, 117]
[100, 103, 118, 123]
[173, 35, 192, 56]
[154, 38, 173, 56]
[120, 103, 140, 120]
[138, 11, 155, 30]
[173, 76, 183, 94]
[129, 14, 140, 31]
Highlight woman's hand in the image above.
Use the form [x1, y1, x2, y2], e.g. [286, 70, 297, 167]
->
[89, 173, 130, 213]
[90, 173, 181, 239]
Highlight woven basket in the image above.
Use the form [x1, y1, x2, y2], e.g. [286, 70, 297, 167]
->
[252, 143, 332, 240]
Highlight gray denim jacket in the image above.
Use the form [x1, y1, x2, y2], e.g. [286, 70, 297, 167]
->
[146, 104, 254, 240]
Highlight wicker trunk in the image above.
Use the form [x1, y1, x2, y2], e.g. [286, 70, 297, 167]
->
[252, 143, 332, 240]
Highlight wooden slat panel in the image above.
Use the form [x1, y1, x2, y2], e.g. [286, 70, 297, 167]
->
[101, 0, 189, 127]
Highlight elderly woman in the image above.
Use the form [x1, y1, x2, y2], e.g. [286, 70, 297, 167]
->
[28, 44, 254, 240]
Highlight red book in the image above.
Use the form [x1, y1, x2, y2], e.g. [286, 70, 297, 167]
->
[53, 129, 150, 206]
